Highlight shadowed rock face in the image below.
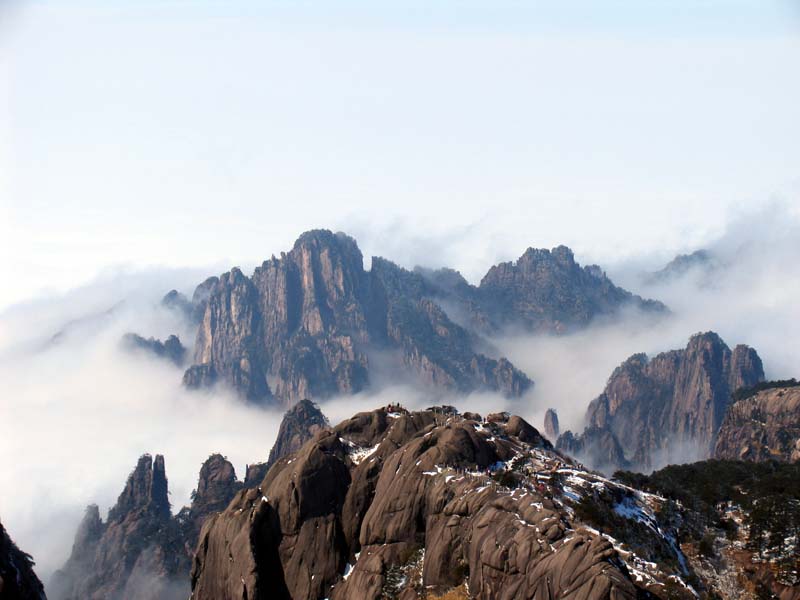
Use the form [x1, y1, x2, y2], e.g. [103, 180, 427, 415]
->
[558, 332, 764, 472]
[0, 520, 46, 600]
[244, 462, 270, 488]
[121, 333, 187, 366]
[184, 230, 532, 405]
[189, 407, 690, 600]
[714, 386, 800, 462]
[267, 399, 329, 467]
[237, 401, 331, 492]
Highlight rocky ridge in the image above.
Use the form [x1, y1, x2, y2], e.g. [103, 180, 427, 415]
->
[51, 454, 188, 600]
[52, 453, 244, 600]
[50, 400, 799, 600]
[645, 249, 718, 285]
[52, 400, 332, 600]
[183, 231, 533, 405]
[557, 332, 764, 472]
[420, 245, 665, 335]
[180, 230, 664, 405]
[714, 383, 800, 463]
[161, 276, 219, 325]
[190, 406, 698, 600]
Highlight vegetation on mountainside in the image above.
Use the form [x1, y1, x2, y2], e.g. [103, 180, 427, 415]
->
[731, 378, 800, 403]
[615, 460, 800, 585]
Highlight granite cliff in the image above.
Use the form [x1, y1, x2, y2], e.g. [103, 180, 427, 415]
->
[180, 230, 664, 405]
[182, 230, 533, 404]
[420, 246, 666, 335]
[714, 383, 800, 463]
[558, 332, 764, 472]
[190, 406, 697, 600]
[51, 455, 188, 600]
[267, 399, 329, 467]
[52, 453, 245, 600]
[52, 402, 333, 600]
[543, 408, 559, 441]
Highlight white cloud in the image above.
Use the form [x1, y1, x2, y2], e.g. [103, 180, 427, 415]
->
[2, 200, 800, 586]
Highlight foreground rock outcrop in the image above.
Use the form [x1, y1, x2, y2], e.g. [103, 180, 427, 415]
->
[0, 519, 45, 600]
[238, 400, 331, 489]
[714, 383, 800, 462]
[558, 332, 764, 472]
[191, 406, 695, 600]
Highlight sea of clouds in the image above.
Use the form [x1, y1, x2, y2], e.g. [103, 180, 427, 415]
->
[1, 203, 798, 589]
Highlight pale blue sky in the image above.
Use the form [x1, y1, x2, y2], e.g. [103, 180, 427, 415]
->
[2, 0, 799, 309]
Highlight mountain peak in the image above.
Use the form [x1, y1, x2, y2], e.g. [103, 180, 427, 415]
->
[293, 229, 362, 258]
[572, 333, 765, 472]
[687, 330, 725, 348]
[108, 453, 170, 523]
[518, 244, 576, 265]
[196, 453, 239, 497]
[267, 399, 330, 468]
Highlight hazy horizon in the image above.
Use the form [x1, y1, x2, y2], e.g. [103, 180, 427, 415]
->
[1, 1, 799, 594]
[2, 0, 800, 310]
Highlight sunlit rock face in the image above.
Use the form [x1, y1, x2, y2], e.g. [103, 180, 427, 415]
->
[181, 230, 666, 406]
[189, 406, 697, 600]
[714, 384, 800, 463]
[183, 229, 532, 405]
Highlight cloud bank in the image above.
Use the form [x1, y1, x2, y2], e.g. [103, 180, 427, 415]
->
[1, 202, 799, 589]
